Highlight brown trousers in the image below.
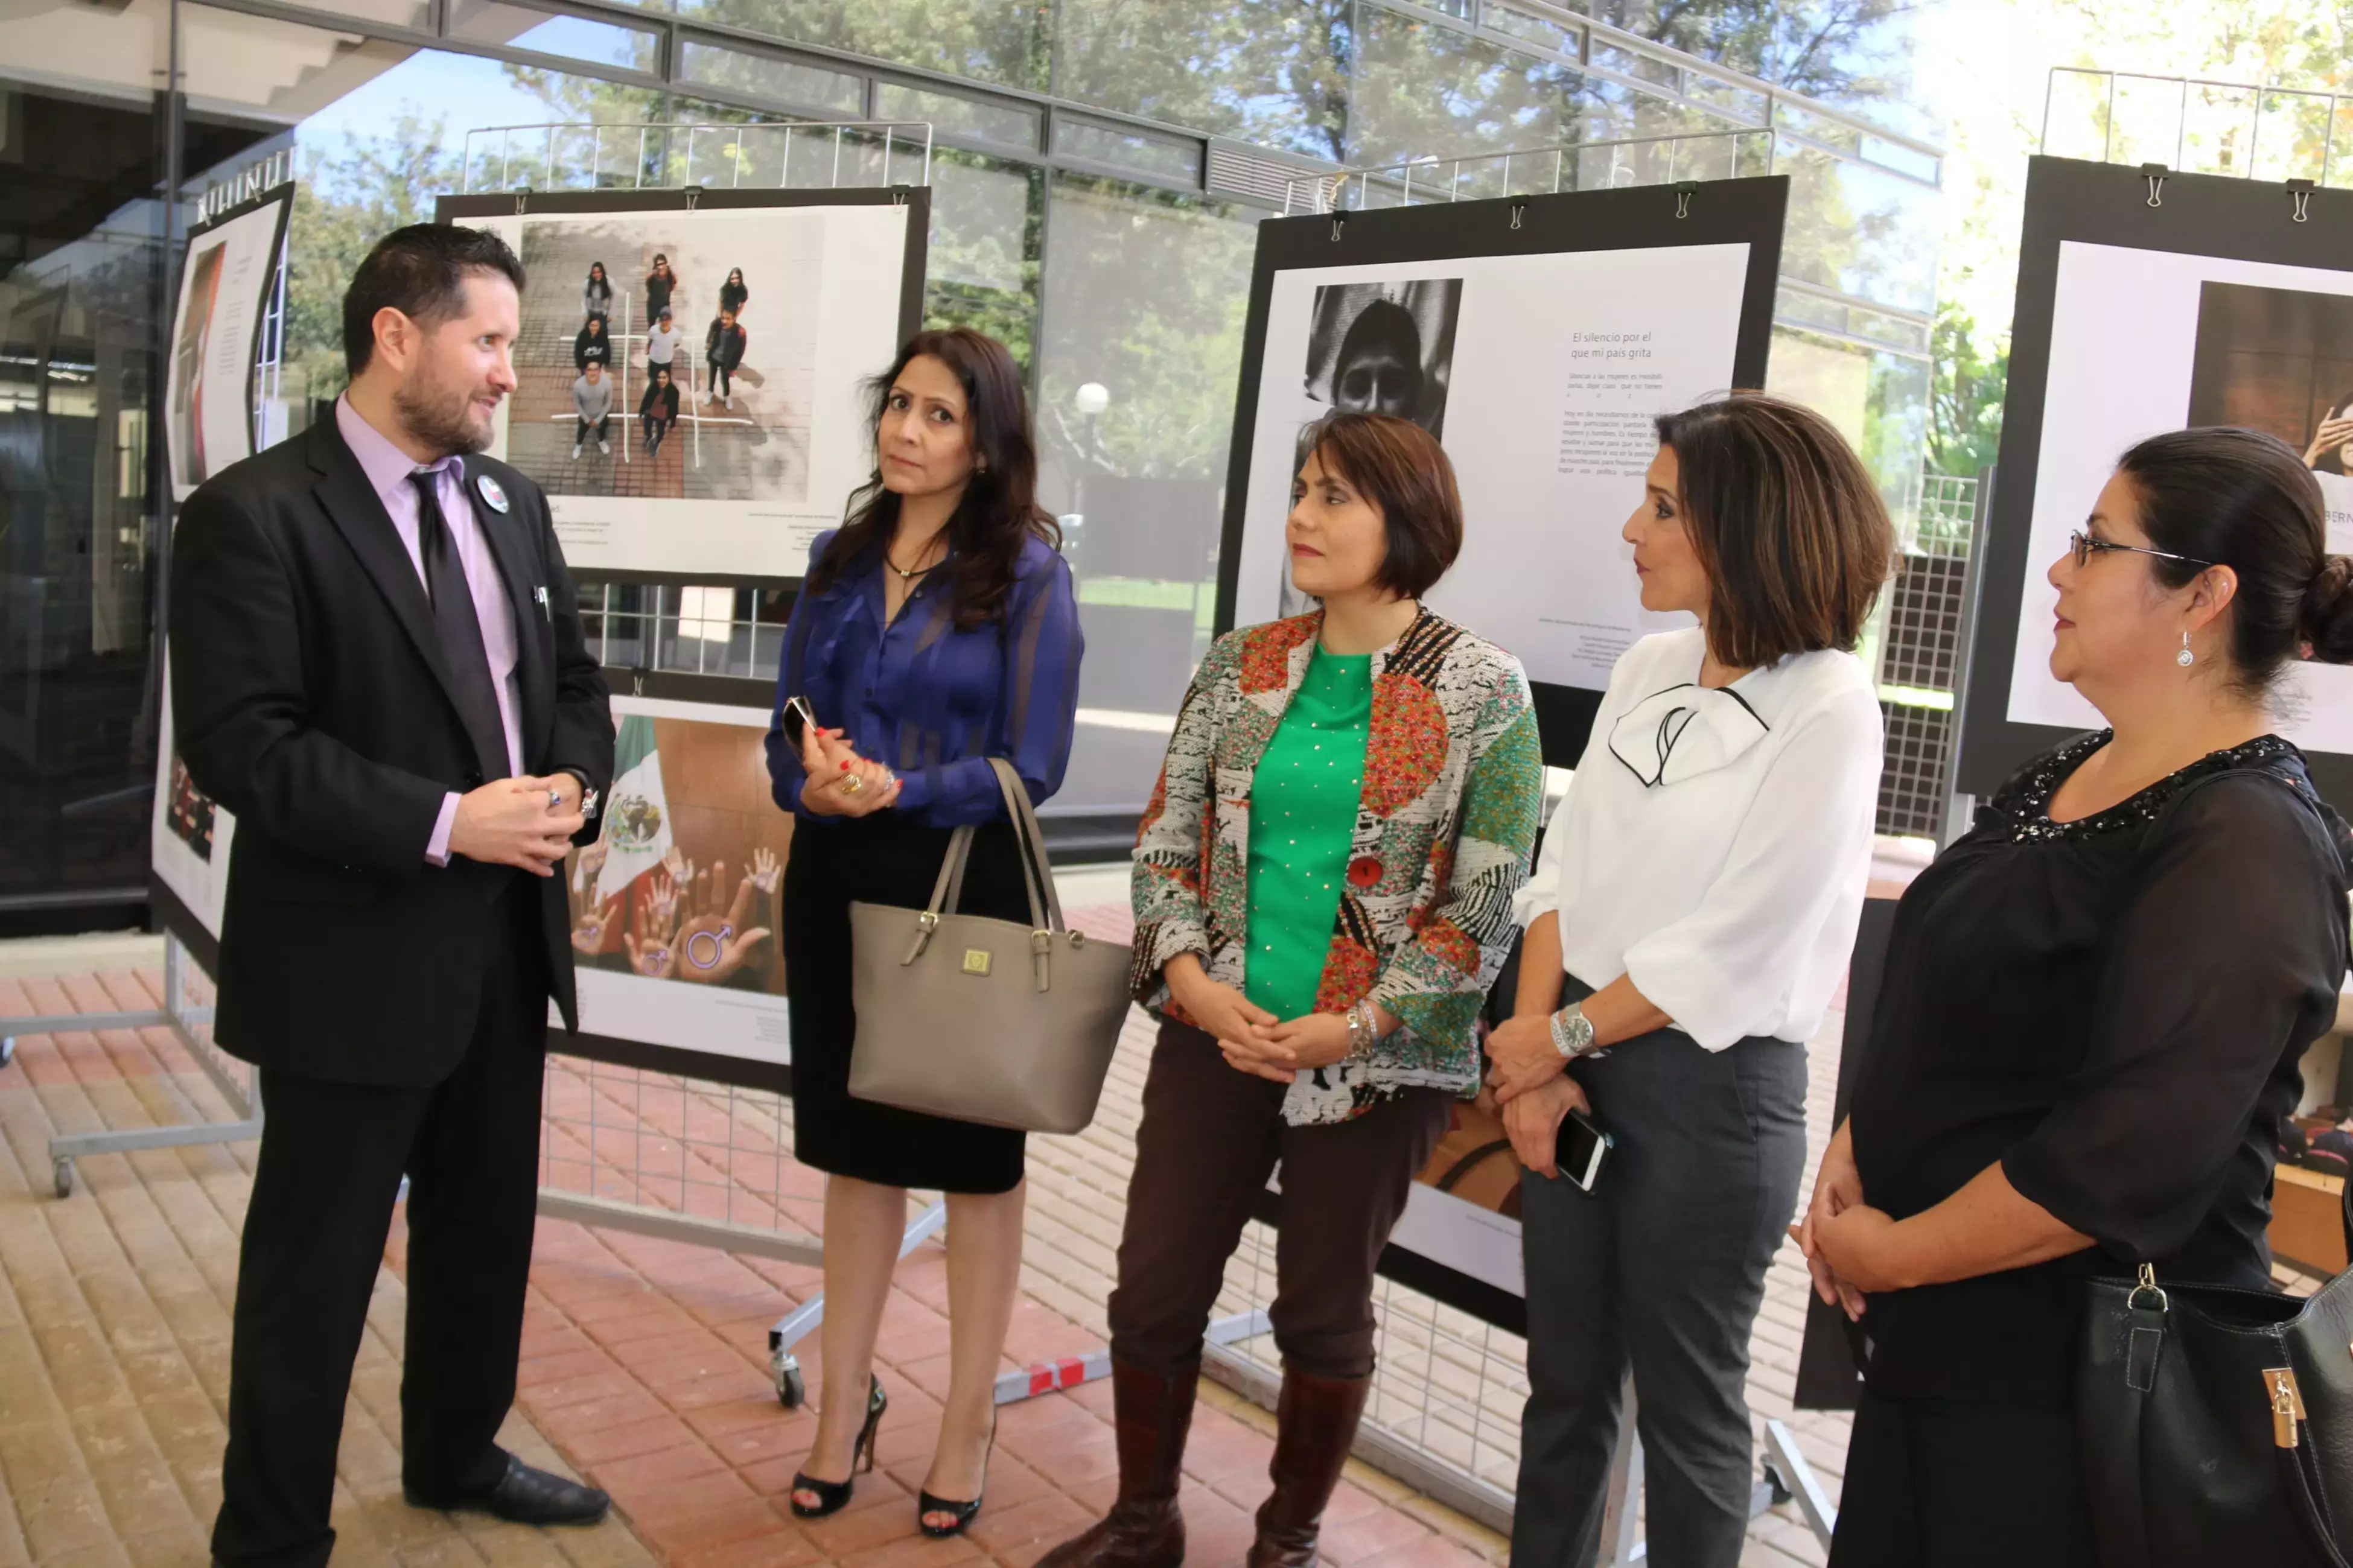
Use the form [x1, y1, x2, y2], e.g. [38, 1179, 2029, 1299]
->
[1106, 1020, 1450, 1382]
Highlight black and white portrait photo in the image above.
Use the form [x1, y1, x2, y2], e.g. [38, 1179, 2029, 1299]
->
[1279, 278, 1464, 614]
[1304, 278, 1463, 436]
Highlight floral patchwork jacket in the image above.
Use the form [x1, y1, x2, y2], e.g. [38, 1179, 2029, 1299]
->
[1130, 608, 1544, 1125]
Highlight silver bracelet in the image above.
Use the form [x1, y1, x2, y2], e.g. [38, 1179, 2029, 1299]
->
[1549, 1001, 1599, 1059]
[1346, 1000, 1380, 1059]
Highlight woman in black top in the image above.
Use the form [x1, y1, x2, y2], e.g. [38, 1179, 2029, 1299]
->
[643, 253, 677, 322]
[1804, 427, 2353, 1566]
[638, 365, 678, 457]
[719, 266, 748, 319]
[573, 316, 610, 372]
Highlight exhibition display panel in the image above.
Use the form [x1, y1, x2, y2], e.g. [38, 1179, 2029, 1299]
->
[1219, 176, 1790, 765]
[1957, 155, 2353, 807]
[427, 182, 932, 1094]
[149, 180, 297, 972]
[1217, 175, 1791, 1333]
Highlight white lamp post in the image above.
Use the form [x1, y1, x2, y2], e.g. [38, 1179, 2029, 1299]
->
[1071, 384, 1111, 562]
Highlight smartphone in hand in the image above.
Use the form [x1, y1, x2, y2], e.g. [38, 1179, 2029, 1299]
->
[1560, 1106, 1613, 1193]
[781, 694, 820, 754]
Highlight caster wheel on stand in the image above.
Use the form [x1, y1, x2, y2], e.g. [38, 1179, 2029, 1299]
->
[53, 1158, 74, 1199]
[775, 1357, 806, 1409]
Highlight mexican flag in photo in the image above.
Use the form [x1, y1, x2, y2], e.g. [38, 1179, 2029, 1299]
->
[594, 714, 672, 904]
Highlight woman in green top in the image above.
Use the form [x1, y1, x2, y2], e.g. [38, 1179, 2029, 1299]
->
[1040, 413, 1544, 1568]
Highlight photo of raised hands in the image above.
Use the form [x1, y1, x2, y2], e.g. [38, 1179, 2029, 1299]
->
[563, 714, 793, 995]
[614, 850, 775, 985]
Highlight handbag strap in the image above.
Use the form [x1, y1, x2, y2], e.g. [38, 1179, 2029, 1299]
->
[2108, 1267, 2166, 1567]
[918, 760, 1058, 934]
[988, 757, 1066, 932]
[905, 761, 1065, 991]
[1432, 1140, 1515, 1193]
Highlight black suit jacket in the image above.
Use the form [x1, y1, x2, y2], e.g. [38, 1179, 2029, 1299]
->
[170, 416, 614, 1087]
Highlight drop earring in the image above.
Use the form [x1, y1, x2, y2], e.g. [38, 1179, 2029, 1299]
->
[2177, 631, 2195, 668]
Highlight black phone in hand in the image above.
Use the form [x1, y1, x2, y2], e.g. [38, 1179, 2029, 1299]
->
[1560, 1105, 1613, 1193]
[780, 694, 818, 752]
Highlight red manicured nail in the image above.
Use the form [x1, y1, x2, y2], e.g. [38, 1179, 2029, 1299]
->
[838, 760, 850, 770]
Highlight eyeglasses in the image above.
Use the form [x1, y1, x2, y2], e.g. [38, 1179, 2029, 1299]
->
[2068, 529, 2215, 571]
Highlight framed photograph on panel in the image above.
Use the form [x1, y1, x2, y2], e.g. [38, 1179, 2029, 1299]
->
[438, 187, 929, 586]
[166, 182, 293, 501]
[553, 693, 795, 1091]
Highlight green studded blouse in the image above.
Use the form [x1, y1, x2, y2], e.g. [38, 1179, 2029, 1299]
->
[1244, 646, 1372, 1024]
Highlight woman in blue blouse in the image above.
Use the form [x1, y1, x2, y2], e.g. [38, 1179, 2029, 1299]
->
[763, 327, 1083, 1538]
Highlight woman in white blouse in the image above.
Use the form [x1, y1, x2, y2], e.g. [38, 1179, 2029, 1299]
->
[1491, 393, 1891, 1568]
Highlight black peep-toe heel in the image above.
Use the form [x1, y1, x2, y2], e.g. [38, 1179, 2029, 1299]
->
[789, 1376, 887, 1519]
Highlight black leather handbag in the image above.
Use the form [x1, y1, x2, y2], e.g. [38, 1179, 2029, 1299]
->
[2079, 1260, 2353, 1566]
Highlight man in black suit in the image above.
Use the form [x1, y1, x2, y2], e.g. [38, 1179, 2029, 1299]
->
[171, 224, 616, 1567]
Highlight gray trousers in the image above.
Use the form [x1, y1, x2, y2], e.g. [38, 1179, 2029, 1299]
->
[1512, 1011, 1807, 1568]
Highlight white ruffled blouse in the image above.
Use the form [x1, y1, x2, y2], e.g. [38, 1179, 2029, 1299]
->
[1512, 626, 1884, 1050]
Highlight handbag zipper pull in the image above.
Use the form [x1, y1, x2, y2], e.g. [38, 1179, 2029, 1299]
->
[2265, 1367, 2308, 1449]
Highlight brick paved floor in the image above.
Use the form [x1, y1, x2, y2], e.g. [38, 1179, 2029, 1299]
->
[0, 967, 660, 1568]
[26, 863, 2165, 1566]
[0, 945, 1504, 1568]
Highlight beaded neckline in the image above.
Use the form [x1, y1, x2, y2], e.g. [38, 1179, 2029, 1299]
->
[1999, 730, 2300, 843]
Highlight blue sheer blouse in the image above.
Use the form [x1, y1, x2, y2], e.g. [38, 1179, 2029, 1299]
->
[765, 529, 1084, 827]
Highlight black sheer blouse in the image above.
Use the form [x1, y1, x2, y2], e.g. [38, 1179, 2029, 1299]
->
[1848, 732, 2352, 1406]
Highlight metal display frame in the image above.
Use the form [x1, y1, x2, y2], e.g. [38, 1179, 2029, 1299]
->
[1090, 162, 1830, 1552]
[0, 921, 253, 1202]
[440, 126, 949, 1408]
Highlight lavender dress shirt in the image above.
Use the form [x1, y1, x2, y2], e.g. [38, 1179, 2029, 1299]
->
[333, 396, 523, 863]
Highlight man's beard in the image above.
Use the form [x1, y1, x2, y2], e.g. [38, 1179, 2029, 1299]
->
[393, 372, 494, 459]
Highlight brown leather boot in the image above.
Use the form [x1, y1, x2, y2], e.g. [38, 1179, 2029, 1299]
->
[1247, 1370, 1372, 1568]
[1037, 1358, 1197, 1568]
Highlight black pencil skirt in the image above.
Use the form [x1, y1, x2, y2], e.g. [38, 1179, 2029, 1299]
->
[782, 810, 1030, 1195]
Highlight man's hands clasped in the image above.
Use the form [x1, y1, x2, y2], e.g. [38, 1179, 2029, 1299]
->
[451, 773, 585, 875]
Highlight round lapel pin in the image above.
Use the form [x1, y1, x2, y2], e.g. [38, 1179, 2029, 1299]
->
[475, 473, 511, 514]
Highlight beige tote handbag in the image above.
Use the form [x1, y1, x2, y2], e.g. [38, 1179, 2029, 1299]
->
[847, 758, 1132, 1134]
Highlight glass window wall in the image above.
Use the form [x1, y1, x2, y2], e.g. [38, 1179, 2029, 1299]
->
[1775, 143, 1940, 317]
[0, 69, 183, 924]
[1034, 173, 1262, 815]
[670, 0, 1048, 93]
[1051, 0, 1349, 163]
[2, 0, 1946, 919]
[1349, 8, 1585, 171]
[677, 40, 864, 117]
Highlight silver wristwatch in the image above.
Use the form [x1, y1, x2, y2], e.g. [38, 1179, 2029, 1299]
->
[1549, 1001, 1602, 1060]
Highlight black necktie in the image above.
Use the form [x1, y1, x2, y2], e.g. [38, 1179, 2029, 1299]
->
[411, 471, 509, 782]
